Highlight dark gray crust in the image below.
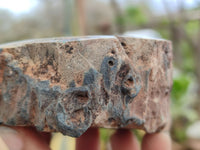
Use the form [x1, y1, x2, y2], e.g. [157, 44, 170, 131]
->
[0, 36, 172, 137]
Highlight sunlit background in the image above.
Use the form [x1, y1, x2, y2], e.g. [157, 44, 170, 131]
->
[0, 0, 200, 149]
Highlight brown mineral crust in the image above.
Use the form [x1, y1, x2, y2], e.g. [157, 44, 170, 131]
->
[0, 36, 172, 137]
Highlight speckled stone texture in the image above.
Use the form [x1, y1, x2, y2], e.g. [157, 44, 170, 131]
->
[0, 36, 172, 137]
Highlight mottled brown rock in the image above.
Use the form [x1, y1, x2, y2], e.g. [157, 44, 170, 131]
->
[0, 36, 172, 137]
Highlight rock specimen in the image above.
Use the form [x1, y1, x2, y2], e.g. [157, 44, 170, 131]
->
[0, 36, 172, 137]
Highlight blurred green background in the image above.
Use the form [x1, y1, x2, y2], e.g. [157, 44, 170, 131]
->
[0, 0, 200, 149]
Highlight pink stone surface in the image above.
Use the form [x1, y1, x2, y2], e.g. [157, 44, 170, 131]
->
[0, 36, 172, 137]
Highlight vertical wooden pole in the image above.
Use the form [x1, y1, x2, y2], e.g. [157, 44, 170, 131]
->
[64, 0, 77, 36]
[75, 0, 86, 35]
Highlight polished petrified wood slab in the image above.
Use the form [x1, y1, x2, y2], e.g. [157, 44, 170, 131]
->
[0, 36, 172, 137]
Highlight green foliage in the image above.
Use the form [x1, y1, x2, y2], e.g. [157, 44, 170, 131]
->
[180, 41, 195, 72]
[125, 6, 147, 25]
[185, 21, 199, 36]
[158, 28, 170, 39]
[132, 130, 144, 143]
[100, 128, 112, 143]
[173, 125, 188, 142]
[171, 72, 198, 142]
[157, 19, 170, 39]
[116, 16, 125, 27]
[171, 73, 198, 121]
[117, 6, 148, 28]
[171, 75, 190, 102]
[116, 16, 123, 24]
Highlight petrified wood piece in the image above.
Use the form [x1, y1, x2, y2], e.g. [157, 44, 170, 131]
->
[0, 36, 172, 137]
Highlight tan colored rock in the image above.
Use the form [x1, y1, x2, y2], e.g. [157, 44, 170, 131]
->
[0, 36, 172, 137]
